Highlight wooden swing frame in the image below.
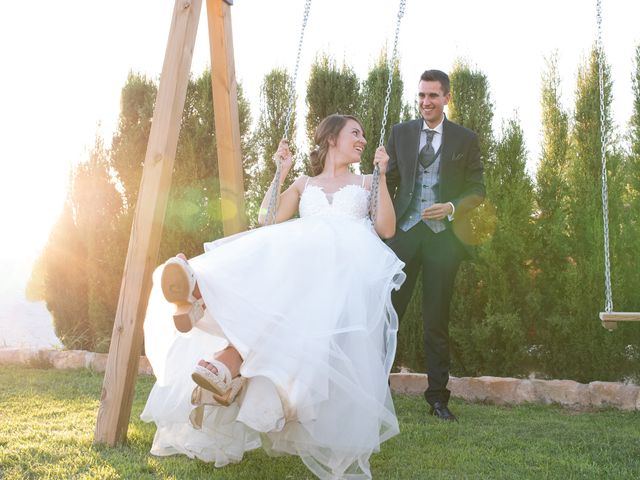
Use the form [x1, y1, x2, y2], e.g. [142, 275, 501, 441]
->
[93, 0, 245, 446]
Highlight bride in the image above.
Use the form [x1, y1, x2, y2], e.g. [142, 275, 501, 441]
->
[141, 114, 406, 479]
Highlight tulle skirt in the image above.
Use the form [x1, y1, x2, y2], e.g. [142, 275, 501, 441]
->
[141, 214, 405, 479]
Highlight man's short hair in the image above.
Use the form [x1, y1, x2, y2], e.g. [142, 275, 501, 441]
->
[420, 70, 450, 95]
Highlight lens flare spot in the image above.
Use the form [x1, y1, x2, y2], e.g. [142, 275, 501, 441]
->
[220, 197, 238, 221]
[453, 200, 497, 246]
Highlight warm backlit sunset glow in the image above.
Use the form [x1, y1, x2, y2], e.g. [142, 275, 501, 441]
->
[1, 156, 68, 249]
[1, 0, 639, 347]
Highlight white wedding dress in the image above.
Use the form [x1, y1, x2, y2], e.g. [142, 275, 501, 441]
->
[141, 177, 406, 479]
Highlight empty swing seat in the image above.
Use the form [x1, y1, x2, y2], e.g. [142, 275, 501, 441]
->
[599, 312, 640, 330]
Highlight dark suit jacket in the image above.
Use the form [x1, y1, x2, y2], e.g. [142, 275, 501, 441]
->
[385, 117, 485, 254]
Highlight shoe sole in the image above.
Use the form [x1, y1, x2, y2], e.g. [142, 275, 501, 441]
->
[161, 262, 194, 333]
[192, 371, 228, 398]
[161, 262, 191, 303]
[192, 378, 245, 408]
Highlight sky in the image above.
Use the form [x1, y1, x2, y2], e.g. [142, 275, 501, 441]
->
[0, 0, 639, 316]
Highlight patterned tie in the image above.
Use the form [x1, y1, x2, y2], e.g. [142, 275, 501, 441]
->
[418, 129, 437, 169]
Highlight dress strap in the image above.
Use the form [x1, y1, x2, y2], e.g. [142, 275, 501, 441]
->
[304, 176, 311, 189]
[362, 174, 372, 191]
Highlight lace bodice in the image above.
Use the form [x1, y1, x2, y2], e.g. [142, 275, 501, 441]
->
[299, 183, 371, 220]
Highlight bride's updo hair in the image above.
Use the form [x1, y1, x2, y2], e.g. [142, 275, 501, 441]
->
[309, 114, 365, 176]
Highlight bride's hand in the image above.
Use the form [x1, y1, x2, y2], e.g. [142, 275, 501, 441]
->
[273, 139, 293, 173]
[373, 146, 389, 174]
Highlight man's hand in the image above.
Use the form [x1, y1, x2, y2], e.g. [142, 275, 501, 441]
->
[422, 202, 453, 220]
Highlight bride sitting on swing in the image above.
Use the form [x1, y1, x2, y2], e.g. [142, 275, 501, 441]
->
[141, 114, 405, 480]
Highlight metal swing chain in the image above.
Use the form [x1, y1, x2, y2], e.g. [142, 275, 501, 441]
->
[265, 0, 312, 225]
[369, 0, 406, 222]
[597, 0, 613, 312]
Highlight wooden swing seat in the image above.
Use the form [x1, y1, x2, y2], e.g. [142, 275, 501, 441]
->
[600, 312, 640, 330]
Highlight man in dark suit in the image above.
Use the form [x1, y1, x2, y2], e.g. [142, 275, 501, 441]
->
[386, 69, 485, 421]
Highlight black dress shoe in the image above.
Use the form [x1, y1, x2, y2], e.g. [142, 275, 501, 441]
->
[430, 401, 458, 422]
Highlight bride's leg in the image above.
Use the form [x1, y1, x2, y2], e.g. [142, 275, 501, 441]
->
[175, 253, 240, 376]
[198, 346, 242, 378]
[170, 254, 240, 376]
[193, 346, 245, 406]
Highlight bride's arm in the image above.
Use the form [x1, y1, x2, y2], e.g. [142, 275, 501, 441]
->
[258, 176, 305, 225]
[370, 146, 396, 239]
[258, 140, 303, 225]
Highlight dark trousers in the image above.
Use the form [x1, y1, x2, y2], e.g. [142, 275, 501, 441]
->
[388, 222, 463, 405]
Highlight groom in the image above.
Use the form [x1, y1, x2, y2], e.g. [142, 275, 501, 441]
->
[385, 69, 485, 421]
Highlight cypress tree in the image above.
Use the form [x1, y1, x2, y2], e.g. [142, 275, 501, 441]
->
[41, 134, 124, 352]
[448, 60, 495, 162]
[72, 136, 125, 351]
[109, 70, 254, 262]
[612, 45, 640, 380]
[532, 54, 572, 374]
[305, 55, 361, 151]
[358, 49, 405, 174]
[110, 72, 157, 212]
[34, 115, 133, 352]
[563, 47, 627, 381]
[42, 197, 91, 350]
[447, 61, 496, 375]
[160, 69, 223, 260]
[618, 45, 640, 313]
[458, 118, 535, 376]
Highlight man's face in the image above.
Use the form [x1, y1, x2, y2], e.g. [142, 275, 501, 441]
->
[417, 80, 450, 128]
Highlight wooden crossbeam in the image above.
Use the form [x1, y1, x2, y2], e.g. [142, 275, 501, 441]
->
[600, 312, 640, 331]
[93, 0, 204, 446]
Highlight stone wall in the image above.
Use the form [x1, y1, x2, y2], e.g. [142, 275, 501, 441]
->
[1, 348, 638, 411]
[0, 347, 152, 375]
[390, 373, 640, 411]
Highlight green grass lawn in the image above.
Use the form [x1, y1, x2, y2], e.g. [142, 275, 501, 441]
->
[0, 366, 638, 479]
